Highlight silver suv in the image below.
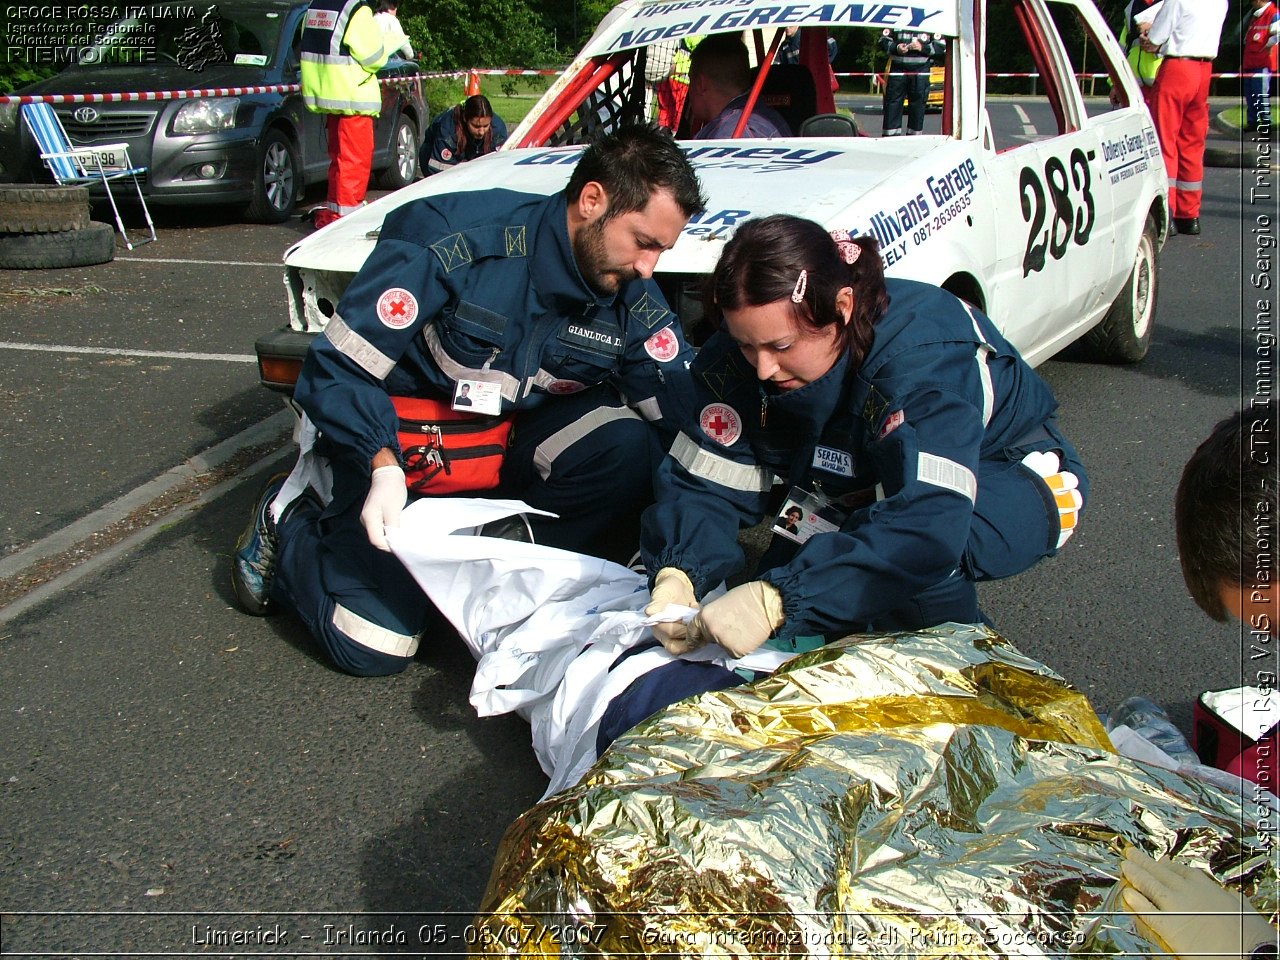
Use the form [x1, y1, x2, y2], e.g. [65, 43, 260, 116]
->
[0, 0, 426, 222]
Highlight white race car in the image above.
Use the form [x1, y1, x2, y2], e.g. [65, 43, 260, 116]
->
[256, 0, 1167, 388]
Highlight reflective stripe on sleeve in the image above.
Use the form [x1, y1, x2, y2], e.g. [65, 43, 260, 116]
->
[961, 301, 995, 427]
[670, 432, 774, 493]
[325, 314, 396, 380]
[421, 325, 521, 402]
[917, 452, 977, 502]
[632, 396, 663, 422]
[533, 405, 644, 480]
[332, 603, 420, 657]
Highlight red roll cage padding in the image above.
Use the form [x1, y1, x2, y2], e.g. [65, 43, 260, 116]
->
[1013, 0, 1070, 134]
[733, 29, 786, 138]
[798, 26, 836, 115]
[515, 52, 628, 148]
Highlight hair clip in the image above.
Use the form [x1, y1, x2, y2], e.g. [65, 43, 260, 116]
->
[791, 268, 808, 303]
[830, 229, 861, 264]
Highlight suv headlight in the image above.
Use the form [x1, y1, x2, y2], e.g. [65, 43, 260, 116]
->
[172, 97, 239, 134]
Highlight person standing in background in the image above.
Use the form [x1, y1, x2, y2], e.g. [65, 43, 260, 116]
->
[373, 0, 413, 60]
[1242, 0, 1280, 132]
[1139, 0, 1228, 236]
[300, 0, 389, 228]
[877, 28, 945, 135]
[1110, 0, 1163, 109]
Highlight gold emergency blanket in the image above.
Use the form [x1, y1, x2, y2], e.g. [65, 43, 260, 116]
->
[476, 624, 1278, 957]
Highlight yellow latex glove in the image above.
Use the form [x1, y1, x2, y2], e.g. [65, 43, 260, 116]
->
[1022, 450, 1083, 548]
[645, 567, 701, 654]
[688, 581, 785, 658]
[1121, 848, 1276, 959]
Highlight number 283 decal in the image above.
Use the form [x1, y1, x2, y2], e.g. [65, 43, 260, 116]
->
[1020, 147, 1096, 277]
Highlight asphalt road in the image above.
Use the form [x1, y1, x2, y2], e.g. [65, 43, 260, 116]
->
[0, 136, 1269, 954]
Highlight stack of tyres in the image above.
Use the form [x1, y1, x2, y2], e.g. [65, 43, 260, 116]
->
[0, 185, 115, 268]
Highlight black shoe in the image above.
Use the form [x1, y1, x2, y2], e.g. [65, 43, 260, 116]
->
[231, 476, 321, 615]
[1173, 217, 1200, 235]
[474, 513, 535, 543]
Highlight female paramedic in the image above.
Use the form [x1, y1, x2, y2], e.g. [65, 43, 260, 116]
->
[597, 214, 1088, 745]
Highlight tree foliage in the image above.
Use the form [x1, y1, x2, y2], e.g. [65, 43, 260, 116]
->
[401, 0, 557, 71]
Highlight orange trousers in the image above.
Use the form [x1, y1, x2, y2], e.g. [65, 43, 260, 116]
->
[316, 113, 374, 228]
[1149, 57, 1212, 219]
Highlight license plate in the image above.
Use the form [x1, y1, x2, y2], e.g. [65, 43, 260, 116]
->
[93, 149, 124, 170]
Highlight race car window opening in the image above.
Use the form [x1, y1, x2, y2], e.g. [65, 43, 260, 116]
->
[1044, 1, 1128, 119]
[989, 0, 1070, 152]
[522, 51, 642, 148]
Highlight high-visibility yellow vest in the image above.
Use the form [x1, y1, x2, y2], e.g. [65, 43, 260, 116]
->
[300, 0, 389, 116]
[1119, 0, 1163, 87]
[671, 35, 702, 85]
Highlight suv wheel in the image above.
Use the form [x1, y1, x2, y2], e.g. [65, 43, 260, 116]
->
[245, 129, 299, 223]
[377, 115, 418, 190]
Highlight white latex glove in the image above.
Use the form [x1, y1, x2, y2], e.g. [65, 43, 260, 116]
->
[360, 464, 407, 551]
[645, 567, 701, 654]
[688, 581, 785, 658]
[1121, 848, 1276, 959]
[1021, 449, 1083, 548]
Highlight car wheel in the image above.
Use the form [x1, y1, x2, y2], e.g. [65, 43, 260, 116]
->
[377, 115, 418, 190]
[245, 129, 299, 224]
[0, 184, 91, 233]
[1080, 217, 1158, 364]
[0, 221, 115, 268]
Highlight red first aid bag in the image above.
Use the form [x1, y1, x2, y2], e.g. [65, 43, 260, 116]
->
[1194, 686, 1280, 791]
[391, 395, 513, 496]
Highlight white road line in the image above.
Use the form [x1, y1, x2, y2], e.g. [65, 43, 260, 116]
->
[1012, 104, 1036, 137]
[0, 341, 255, 363]
[0, 409, 294, 624]
[117, 256, 282, 267]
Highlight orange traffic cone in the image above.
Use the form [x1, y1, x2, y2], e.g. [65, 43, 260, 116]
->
[466, 69, 481, 97]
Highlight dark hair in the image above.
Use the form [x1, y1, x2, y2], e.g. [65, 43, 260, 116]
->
[566, 124, 706, 221]
[1176, 403, 1279, 620]
[705, 214, 888, 367]
[453, 94, 496, 156]
[688, 32, 752, 93]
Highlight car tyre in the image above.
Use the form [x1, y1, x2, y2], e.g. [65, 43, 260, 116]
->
[0, 184, 92, 234]
[245, 129, 299, 224]
[377, 114, 418, 190]
[1080, 217, 1158, 364]
[0, 221, 115, 269]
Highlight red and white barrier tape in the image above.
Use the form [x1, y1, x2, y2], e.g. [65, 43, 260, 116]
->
[2, 66, 1251, 104]
[0, 72, 420, 105]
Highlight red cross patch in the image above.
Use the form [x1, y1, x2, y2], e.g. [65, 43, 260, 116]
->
[700, 403, 742, 446]
[441, 147, 453, 161]
[879, 409, 905, 440]
[644, 326, 680, 362]
[376, 288, 418, 329]
[546, 379, 586, 395]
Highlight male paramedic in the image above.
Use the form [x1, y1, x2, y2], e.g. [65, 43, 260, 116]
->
[232, 125, 707, 677]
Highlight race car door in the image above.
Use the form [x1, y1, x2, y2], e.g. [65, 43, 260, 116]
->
[983, 0, 1117, 361]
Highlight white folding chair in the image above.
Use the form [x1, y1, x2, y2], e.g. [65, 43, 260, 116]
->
[21, 101, 156, 250]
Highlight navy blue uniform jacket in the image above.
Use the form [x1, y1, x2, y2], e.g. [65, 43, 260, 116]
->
[642, 279, 1078, 643]
[295, 189, 695, 474]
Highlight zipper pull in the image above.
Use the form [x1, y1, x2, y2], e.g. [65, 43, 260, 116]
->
[481, 347, 499, 371]
[760, 395, 769, 428]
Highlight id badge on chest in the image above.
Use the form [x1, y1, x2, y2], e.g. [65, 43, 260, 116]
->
[772, 484, 850, 544]
[452, 378, 503, 415]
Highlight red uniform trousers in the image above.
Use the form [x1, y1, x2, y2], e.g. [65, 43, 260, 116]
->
[1150, 57, 1212, 219]
[316, 113, 374, 228]
[656, 78, 689, 131]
